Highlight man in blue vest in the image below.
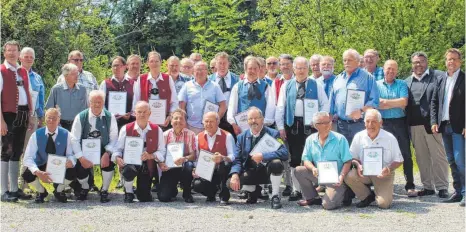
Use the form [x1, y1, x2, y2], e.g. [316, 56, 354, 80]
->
[22, 108, 78, 203]
[275, 56, 329, 201]
[70, 90, 118, 202]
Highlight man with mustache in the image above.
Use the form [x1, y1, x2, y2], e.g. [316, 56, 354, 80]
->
[317, 56, 336, 100]
[125, 54, 142, 81]
[265, 56, 280, 83]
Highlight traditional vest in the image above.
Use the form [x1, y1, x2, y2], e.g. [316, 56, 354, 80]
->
[35, 127, 68, 166]
[237, 80, 268, 113]
[139, 73, 171, 115]
[285, 79, 318, 127]
[274, 78, 285, 102]
[197, 129, 228, 156]
[78, 109, 112, 148]
[0, 64, 33, 113]
[104, 78, 134, 113]
[126, 122, 159, 176]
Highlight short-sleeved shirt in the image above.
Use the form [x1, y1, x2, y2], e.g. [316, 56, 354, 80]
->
[302, 131, 352, 173]
[45, 83, 88, 121]
[376, 79, 408, 119]
[366, 66, 385, 81]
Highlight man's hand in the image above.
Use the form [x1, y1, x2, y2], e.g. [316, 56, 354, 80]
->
[279, 129, 287, 140]
[116, 157, 125, 168]
[377, 167, 391, 179]
[357, 163, 364, 178]
[349, 109, 363, 120]
[1, 119, 8, 136]
[141, 151, 154, 161]
[35, 170, 53, 183]
[213, 152, 223, 164]
[66, 160, 73, 168]
[79, 157, 93, 169]
[174, 157, 186, 166]
[230, 174, 241, 191]
[101, 152, 110, 168]
[158, 162, 169, 172]
[311, 167, 318, 177]
[431, 124, 439, 134]
[251, 153, 263, 164]
[232, 124, 241, 135]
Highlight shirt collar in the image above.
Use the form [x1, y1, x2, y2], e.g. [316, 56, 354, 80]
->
[111, 75, 129, 82]
[88, 110, 105, 120]
[251, 126, 264, 138]
[279, 74, 294, 81]
[148, 72, 163, 82]
[412, 68, 430, 80]
[125, 73, 139, 80]
[4, 61, 20, 71]
[45, 127, 59, 135]
[362, 129, 386, 142]
[243, 77, 262, 84]
[343, 68, 361, 79]
[134, 122, 152, 132]
[447, 69, 460, 79]
[62, 81, 80, 90]
[205, 128, 222, 138]
[216, 71, 231, 79]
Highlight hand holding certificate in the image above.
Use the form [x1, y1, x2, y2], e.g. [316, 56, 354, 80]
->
[149, 99, 167, 125]
[363, 147, 383, 176]
[345, 89, 365, 116]
[317, 161, 339, 184]
[304, 99, 318, 126]
[165, 143, 184, 168]
[234, 111, 250, 132]
[124, 137, 144, 165]
[250, 133, 282, 156]
[82, 139, 101, 165]
[195, 150, 215, 182]
[203, 100, 219, 115]
[108, 91, 127, 115]
[46, 155, 67, 184]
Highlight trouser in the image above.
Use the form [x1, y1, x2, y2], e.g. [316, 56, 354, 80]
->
[22, 164, 76, 193]
[227, 159, 284, 191]
[295, 166, 347, 210]
[441, 122, 465, 197]
[20, 115, 40, 189]
[285, 117, 316, 168]
[75, 155, 115, 190]
[345, 169, 395, 209]
[59, 119, 73, 131]
[193, 162, 231, 201]
[157, 161, 194, 202]
[410, 125, 449, 191]
[383, 117, 414, 190]
[336, 119, 365, 145]
[122, 163, 153, 202]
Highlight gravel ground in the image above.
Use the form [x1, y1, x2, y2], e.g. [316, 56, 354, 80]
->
[1, 172, 464, 232]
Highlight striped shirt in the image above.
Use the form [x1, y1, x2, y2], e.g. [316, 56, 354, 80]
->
[366, 66, 385, 81]
[376, 79, 408, 119]
[163, 128, 197, 157]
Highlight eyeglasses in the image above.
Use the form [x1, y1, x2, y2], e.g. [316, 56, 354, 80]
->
[267, 62, 278, 65]
[70, 58, 84, 62]
[112, 64, 124, 68]
[315, 121, 331, 126]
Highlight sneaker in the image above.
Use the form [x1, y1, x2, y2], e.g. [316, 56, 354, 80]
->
[270, 195, 282, 209]
[35, 191, 49, 203]
[100, 190, 110, 203]
[53, 191, 67, 203]
[356, 192, 375, 208]
[124, 193, 134, 203]
[282, 185, 292, 197]
[288, 191, 302, 201]
[1, 192, 18, 202]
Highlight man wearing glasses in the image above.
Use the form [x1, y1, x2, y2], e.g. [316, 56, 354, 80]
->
[57, 50, 98, 94]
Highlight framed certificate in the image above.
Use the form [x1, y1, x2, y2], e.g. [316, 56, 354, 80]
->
[363, 147, 383, 176]
[165, 142, 184, 168]
[45, 154, 67, 184]
[345, 89, 365, 116]
[124, 137, 144, 165]
[234, 111, 250, 132]
[195, 150, 216, 182]
[317, 161, 339, 184]
[149, 99, 167, 125]
[203, 100, 219, 116]
[108, 91, 127, 115]
[304, 98, 318, 126]
[250, 133, 281, 156]
[82, 139, 101, 165]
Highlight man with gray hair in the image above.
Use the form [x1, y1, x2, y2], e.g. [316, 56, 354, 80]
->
[190, 52, 202, 64]
[318, 56, 336, 99]
[294, 111, 352, 209]
[46, 63, 88, 131]
[309, 54, 323, 80]
[363, 49, 384, 81]
[180, 58, 195, 78]
[57, 50, 98, 94]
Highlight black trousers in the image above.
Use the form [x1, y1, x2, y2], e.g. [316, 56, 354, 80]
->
[1, 109, 28, 162]
[193, 162, 231, 201]
[157, 161, 194, 202]
[227, 159, 284, 189]
[285, 117, 316, 168]
[59, 120, 73, 132]
[122, 163, 153, 202]
[383, 117, 415, 190]
[22, 163, 77, 191]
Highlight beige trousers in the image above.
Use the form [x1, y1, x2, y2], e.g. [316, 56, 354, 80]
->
[344, 169, 394, 209]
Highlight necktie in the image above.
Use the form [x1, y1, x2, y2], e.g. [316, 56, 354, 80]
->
[46, 133, 56, 154]
[248, 82, 262, 100]
[219, 77, 227, 93]
[297, 81, 305, 99]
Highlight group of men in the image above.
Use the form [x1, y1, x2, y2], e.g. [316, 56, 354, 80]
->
[0, 40, 464, 209]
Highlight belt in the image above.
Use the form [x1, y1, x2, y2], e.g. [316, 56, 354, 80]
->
[441, 120, 451, 125]
[17, 105, 29, 111]
[338, 118, 363, 124]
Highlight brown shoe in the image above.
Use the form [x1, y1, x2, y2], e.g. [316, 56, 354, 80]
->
[297, 198, 322, 206]
[407, 189, 417, 197]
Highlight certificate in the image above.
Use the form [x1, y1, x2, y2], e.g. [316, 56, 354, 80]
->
[124, 137, 144, 165]
[45, 154, 67, 184]
[345, 89, 365, 116]
[317, 161, 339, 184]
[304, 98, 318, 126]
[108, 91, 127, 115]
[195, 150, 215, 182]
[250, 133, 282, 156]
[234, 111, 250, 132]
[203, 100, 219, 115]
[363, 147, 383, 176]
[165, 142, 184, 168]
[82, 139, 101, 165]
[149, 99, 167, 125]
[30, 90, 39, 116]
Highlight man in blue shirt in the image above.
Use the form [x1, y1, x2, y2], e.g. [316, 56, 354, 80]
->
[376, 60, 415, 196]
[363, 49, 384, 81]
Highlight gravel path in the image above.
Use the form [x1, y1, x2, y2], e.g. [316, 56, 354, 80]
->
[1, 172, 464, 232]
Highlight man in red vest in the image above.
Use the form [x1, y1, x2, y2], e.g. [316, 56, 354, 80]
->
[1, 40, 34, 202]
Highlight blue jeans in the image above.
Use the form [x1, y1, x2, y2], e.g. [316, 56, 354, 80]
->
[442, 124, 465, 196]
[337, 119, 365, 145]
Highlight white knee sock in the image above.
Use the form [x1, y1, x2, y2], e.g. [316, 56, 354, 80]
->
[101, 171, 114, 191]
[78, 177, 89, 190]
[291, 167, 301, 192]
[124, 181, 134, 193]
[9, 161, 20, 192]
[270, 174, 282, 197]
[1, 161, 9, 194]
[241, 185, 256, 192]
[31, 179, 45, 193]
[56, 179, 72, 193]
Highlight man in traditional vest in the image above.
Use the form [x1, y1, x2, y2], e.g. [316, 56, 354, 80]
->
[70, 90, 118, 202]
[126, 54, 142, 81]
[113, 101, 166, 203]
[22, 108, 78, 203]
[193, 111, 235, 205]
[275, 56, 329, 201]
[100, 56, 135, 129]
[1, 40, 34, 202]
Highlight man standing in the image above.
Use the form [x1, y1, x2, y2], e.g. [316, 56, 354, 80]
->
[57, 50, 98, 94]
[376, 60, 416, 196]
[190, 53, 202, 64]
[126, 54, 142, 81]
[405, 52, 449, 198]
[363, 49, 384, 81]
[431, 48, 465, 206]
[180, 58, 195, 79]
[265, 56, 280, 83]
[309, 54, 322, 80]
[317, 56, 336, 100]
[210, 58, 217, 74]
[167, 56, 190, 94]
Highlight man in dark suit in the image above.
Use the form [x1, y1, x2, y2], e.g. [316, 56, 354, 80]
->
[431, 48, 465, 206]
[228, 107, 288, 209]
[405, 52, 449, 198]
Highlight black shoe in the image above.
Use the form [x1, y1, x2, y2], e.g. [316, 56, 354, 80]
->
[35, 191, 48, 203]
[270, 195, 282, 209]
[417, 189, 435, 196]
[53, 191, 67, 203]
[16, 189, 33, 200]
[238, 190, 249, 199]
[1, 192, 18, 202]
[184, 195, 194, 203]
[443, 192, 463, 203]
[116, 180, 124, 189]
[151, 184, 159, 193]
[282, 186, 292, 197]
[288, 191, 302, 201]
[78, 189, 89, 201]
[90, 185, 99, 193]
[246, 186, 261, 204]
[438, 189, 448, 198]
[206, 196, 216, 202]
[100, 191, 110, 203]
[220, 200, 229, 206]
[356, 192, 375, 208]
[124, 193, 134, 203]
[343, 188, 355, 206]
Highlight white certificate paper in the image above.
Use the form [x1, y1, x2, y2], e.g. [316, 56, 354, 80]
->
[250, 133, 281, 156]
[108, 91, 127, 115]
[165, 142, 184, 168]
[317, 161, 339, 184]
[82, 139, 101, 165]
[234, 111, 250, 132]
[45, 154, 67, 184]
[203, 100, 219, 115]
[30, 90, 39, 116]
[345, 89, 365, 116]
[304, 98, 318, 126]
[149, 99, 167, 125]
[124, 137, 144, 165]
[195, 150, 215, 182]
[363, 147, 383, 176]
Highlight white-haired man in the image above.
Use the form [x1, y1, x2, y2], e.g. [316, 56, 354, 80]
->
[57, 50, 98, 94]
